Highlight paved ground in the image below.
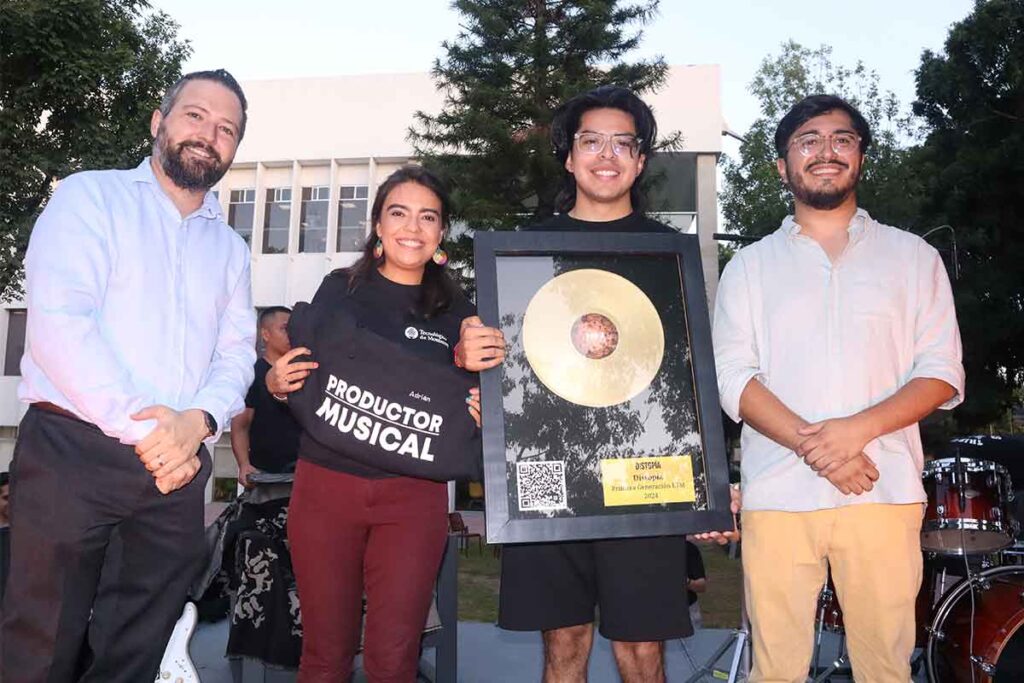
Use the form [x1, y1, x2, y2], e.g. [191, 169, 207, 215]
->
[191, 618, 921, 682]
[192, 619, 762, 682]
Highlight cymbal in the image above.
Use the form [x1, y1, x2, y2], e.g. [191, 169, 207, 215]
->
[521, 268, 665, 408]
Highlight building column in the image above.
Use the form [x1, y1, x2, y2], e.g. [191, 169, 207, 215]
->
[696, 153, 720, 308]
[252, 162, 267, 257]
[289, 160, 302, 255]
[326, 159, 340, 253]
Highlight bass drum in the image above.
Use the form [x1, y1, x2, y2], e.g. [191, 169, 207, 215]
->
[927, 566, 1024, 682]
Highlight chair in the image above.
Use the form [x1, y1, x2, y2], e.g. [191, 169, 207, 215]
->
[448, 512, 482, 556]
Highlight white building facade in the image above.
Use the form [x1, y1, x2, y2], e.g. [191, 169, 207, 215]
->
[0, 66, 727, 499]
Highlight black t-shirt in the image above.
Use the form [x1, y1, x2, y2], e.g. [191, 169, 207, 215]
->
[522, 212, 689, 577]
[686, 540, 706, 605]
[528, 211, 676, 234]
[297, 268, 476, 478]
[244, 357, 302, 473]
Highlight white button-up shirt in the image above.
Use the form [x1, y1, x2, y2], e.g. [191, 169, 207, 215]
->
[19, 158, 256, 445]
[713, 209, 964, 511]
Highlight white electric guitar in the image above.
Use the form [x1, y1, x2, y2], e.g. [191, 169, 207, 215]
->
[155, 602, 200, 682]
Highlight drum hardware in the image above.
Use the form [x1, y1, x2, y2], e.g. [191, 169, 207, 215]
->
[810, 645, 849, 683]
[810, 566, 853, 681]
[971, 655, 997, 675]
[956, 449, 968, 513]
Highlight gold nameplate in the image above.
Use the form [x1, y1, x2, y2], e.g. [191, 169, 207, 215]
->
[600, 456, 696, 507]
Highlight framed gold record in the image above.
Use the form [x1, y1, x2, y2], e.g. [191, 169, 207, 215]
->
[474, 230, 732, 544]
[521, 269, 664, 408]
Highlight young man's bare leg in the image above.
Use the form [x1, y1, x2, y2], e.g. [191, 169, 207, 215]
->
[542, 623, 593, 683]
[612, 640, 665, 683]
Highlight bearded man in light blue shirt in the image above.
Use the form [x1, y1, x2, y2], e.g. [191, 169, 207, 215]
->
[1, 69, 256, 682]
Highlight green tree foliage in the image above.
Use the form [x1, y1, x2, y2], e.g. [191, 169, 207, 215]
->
[720, 41, 923, 238]
[913, 0, 1024, 429]
[409, 0, 671, 270]
[0, 0, 190, 299]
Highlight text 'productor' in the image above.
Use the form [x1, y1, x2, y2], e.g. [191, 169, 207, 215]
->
[316, 374, 445, 462]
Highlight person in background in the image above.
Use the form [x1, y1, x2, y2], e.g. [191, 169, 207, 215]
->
[685, 540, 707, 630]
[231, 306, 301, 487]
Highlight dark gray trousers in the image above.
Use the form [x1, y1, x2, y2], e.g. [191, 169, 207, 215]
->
[0, 407, 210, 683]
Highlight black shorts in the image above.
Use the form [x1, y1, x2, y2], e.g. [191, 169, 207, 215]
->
[498, 535, 692, 642]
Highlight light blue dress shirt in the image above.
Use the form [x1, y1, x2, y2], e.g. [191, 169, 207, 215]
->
[18, 158, 256, 445]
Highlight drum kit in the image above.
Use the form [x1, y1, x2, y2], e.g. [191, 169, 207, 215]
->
[812, 451, 1024, 683]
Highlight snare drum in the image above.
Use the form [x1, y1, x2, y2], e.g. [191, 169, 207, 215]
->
[926, 566, 1024, 682]
[922, 458, 1014, 555]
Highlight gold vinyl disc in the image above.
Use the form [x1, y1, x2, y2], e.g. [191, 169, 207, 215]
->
[521, 268, 665, 408]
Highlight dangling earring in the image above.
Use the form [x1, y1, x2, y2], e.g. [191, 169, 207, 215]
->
[373, 238, 383, 259]
[432, 246, 448, 266]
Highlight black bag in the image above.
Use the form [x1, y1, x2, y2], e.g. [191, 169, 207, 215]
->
[286, 301, 481, 481]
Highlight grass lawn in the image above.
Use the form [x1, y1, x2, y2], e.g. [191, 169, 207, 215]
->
[456, 542, 744, 628]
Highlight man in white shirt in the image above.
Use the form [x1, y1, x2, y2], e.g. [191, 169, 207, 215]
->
[713, 94, 963, 682]
[1, 69, 256, 682]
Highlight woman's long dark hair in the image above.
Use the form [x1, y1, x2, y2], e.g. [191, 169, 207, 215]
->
[342, 165, 460, 319]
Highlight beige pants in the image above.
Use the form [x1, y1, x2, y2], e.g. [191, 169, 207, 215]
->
[742, 504, 924, 683]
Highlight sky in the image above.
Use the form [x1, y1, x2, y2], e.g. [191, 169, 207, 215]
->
[156, 0, 976, 135]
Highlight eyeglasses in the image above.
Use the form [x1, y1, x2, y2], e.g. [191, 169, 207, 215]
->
[788, 132, 861, 157]
[573, 132, 643, 158]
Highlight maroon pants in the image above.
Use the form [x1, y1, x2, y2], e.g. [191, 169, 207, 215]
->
[288, 459, 448, 683]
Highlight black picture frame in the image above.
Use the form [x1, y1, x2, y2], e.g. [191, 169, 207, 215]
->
[474, 230, 732, 544]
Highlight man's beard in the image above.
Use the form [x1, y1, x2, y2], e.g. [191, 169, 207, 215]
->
[154, 125, 229, 192]
[788, 161, 860, 210]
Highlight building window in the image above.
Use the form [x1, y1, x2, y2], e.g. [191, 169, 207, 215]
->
[4, 309, 26, 376]
[263, 188, 291, 254]
[337, 185, 369, 252]
[299, 186, 329, 253]
[228, 189, 255, 244]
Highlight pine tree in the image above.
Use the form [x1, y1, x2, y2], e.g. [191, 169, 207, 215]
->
[409, 0, 669, 268]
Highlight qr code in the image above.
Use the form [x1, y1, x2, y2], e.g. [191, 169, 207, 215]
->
[517, 461, 567, 511]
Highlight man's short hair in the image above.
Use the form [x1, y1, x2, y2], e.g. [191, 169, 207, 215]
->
[550, 85, 659, 214]
[0, 471, 9, 487]
[773, 94, 872, 159]
[258, 306, 291, 328]
[159, 69, 249, 139]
